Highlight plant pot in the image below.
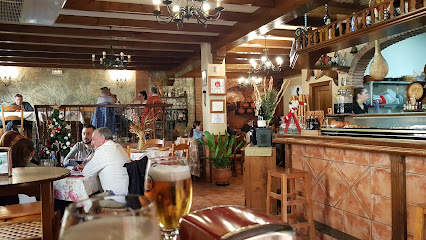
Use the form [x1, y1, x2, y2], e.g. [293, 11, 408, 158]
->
[214, 168, 232, 186]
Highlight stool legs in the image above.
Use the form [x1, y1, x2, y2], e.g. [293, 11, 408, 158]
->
[266, 172, 272, 216]
[281, 175, 288, 223]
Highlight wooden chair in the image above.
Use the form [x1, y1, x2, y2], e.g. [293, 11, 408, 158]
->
[171, 142, 190, 157]
[125, 146, 131, 158]
[414, 203, 426, 240]
[146, 138, 165, 147]
[1, 105, 24, 136]
[230, 134, 245, 177]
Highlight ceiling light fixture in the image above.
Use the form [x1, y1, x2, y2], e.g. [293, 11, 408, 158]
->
[238, 71, 262, 87]
[92, 27, 131, 70]
[0, 66, 18, 87]
[152, 0, 224, 30]
[249, 37, 283, 73]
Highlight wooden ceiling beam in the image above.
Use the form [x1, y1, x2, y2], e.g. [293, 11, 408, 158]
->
[55, 15, 233, 34]
[246, 39, 293, 48]
[0, 43, 198, 58]
[0, 33, 200, 52]
[225, 52, 289, 59]
[0, 51, 187, 63]
[225, 57, 288, 65]
[0, 23, 217, 43]
[221, 0, 275, 8]
[228, 47, 290, 55]
[265, 29, 296, 38]
[63, 0, 251, 22]
[0, 62, 171, 70]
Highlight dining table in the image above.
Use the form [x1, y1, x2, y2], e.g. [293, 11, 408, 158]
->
[0, 112, 35, 121]
[53, 168, 101, 202]
[130, 147, 172, 161]
[0, 167, 70, 240]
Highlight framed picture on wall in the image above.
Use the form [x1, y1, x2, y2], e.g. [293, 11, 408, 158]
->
[210, 99, 225, 113]
[209, 76, 227, 95]
[202, 70, 207, 87]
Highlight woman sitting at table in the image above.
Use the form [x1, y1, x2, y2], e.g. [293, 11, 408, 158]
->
[12, 138, 37, 168]
[0, 130, 23, 148]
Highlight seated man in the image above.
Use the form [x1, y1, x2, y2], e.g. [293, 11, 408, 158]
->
[5, 94, 34, 132]
[80, 127, 130, 195]
[240, 119, 253, 133]
[64, 125, 96, 166]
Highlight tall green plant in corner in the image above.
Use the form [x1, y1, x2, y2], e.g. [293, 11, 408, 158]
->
[197, 131, 243, 169]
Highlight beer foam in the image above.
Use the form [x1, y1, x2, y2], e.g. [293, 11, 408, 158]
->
[149, 165, 191, 182]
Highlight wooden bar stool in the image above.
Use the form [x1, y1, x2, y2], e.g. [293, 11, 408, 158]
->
[414, 203, 426, 240]
[266, 168, 315, 240]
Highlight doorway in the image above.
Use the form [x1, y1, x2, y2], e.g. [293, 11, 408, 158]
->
[309, 81, 332, 113]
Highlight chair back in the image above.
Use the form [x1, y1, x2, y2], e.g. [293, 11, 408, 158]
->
[125, 146, 131, 158]
[171, 142, 190, 157]
[146, 138, 165, 147]
[1, 105, 24, 136]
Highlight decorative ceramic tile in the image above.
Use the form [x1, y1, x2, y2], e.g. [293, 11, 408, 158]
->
[335, 162, 368, 187]
[324, 205, 344, 231]
[292, 144, 306, 156]
[319, 163, 350, 206]
[371, 221, 392, 240]
[302, 162, 318, 190]
[406, 173, 426, 205]
[312, 183, 332, 206]
[370, 152, 391, 168]
[305, 157, 331, 181]
[371, 167, 391, 198]
[292, 155, 305, 171]
[305, 145, 324, 159]
[371, 195, 392, 226]
[323, 147, 343, 161]
[343, 149, 370, 165]
[343, 212, 371, 240]
[353, 170, 371, 217]
[336, 190, 369, 218]
[405, 156, 426, 175]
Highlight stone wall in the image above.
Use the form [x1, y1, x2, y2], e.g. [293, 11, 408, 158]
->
[0, 67, 136, 105]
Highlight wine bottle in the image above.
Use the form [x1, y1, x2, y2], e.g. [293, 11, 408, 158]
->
[257, 106, 266, 128]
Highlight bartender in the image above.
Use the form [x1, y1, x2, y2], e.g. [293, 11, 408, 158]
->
[352, 87, 369, 114]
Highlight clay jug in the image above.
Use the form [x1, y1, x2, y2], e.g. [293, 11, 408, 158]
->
[369, 40, 389, 80]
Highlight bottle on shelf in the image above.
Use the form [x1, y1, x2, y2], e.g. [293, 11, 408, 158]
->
[313, 116, 319, 130]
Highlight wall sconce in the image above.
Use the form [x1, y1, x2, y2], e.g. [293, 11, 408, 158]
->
[0, 66, 18, 87]
[108, 70, 133, 88]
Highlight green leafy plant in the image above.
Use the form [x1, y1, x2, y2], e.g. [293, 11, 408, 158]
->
[197, 131, 244, 169]
[261, 89, 278, 121]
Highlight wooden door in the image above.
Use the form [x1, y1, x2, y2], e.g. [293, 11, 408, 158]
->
[309, 81, 332, 113]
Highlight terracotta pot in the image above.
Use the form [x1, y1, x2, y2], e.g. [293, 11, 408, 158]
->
[369, 40, 389, 80]
[214, 168, 232, 186]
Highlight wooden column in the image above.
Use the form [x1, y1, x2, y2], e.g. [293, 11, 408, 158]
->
[390, 154, 407, 240]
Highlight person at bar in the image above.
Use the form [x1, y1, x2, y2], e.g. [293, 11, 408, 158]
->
[63, 125, 96, 166]
[352, 87, 369, 114]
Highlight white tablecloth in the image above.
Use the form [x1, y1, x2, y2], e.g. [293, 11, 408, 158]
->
[38, 111, 85, 124]
[130, 148, 171, 161]
[0, 112, 35, 121]
[53, 171, 101, 202]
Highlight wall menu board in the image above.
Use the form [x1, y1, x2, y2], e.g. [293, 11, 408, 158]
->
[0, 147, 12, 177]
[209, 76, 227, 95]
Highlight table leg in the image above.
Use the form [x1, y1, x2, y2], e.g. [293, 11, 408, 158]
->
[40, 182, 54, 240]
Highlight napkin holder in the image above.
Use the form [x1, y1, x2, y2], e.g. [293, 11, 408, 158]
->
[180, 206, 295, 240]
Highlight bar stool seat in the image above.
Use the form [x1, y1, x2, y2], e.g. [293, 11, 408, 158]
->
[266, 168, 315, 240]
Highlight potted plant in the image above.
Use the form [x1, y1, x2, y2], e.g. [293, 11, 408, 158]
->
[198, 131, 243, 186]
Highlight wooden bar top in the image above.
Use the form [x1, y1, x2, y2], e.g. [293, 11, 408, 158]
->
[273, 134, 426, 157]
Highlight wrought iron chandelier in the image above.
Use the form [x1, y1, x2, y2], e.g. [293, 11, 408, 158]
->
[249, 37, 283, 74]
[238, 71, 262, 87]
[91, 27, 131, 70]
[152, 0, 224, 29]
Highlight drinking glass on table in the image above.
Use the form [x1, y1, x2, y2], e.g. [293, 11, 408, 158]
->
[75, 152, 85, 165]
[144, 156, 193, 240]
[59, 195, 161, 240]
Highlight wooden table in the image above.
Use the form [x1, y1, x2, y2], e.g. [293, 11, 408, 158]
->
[0, 167, 70, 240]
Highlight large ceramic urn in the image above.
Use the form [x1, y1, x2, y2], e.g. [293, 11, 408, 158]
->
[369, 40, 389, 80]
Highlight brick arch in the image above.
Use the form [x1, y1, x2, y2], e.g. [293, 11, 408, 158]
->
[346, 26, 426, 87]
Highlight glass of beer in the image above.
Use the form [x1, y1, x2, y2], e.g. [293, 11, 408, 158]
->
[144, 156, 193, 240]
[59, 195, 161, 240]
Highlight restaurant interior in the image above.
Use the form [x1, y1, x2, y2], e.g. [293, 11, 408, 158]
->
[0, 0, 425, 239]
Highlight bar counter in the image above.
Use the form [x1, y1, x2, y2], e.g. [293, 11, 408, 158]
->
[273, 135, 425, 240]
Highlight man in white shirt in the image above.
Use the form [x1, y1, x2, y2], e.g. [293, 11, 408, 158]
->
[96, 87, 114, 104]
[81, 127, 130, 195]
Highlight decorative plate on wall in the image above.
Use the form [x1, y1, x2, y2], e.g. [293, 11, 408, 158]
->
[406, 82, 424, 100]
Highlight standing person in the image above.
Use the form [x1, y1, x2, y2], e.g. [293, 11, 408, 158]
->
[80, 128, 130, 195]
[63, 125, 96, 166]
[132, 91, 148, 104]
[352, 88, 369, 114]
[96, 87, 114, 104]
[111, 94, 128, 136]
[5, 94, 34, 132]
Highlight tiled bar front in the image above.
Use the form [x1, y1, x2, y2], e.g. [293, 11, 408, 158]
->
[274, 136, 426, 240]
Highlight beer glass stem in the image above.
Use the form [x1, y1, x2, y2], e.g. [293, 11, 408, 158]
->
[161, 229, 179, 240]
